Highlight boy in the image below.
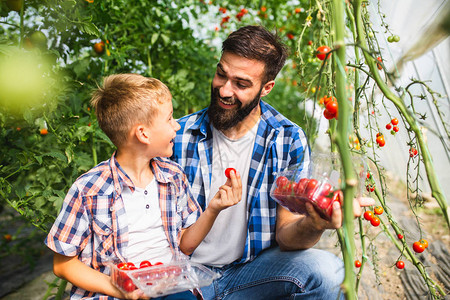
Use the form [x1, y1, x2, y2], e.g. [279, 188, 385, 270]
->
[45, 74, 242, 299]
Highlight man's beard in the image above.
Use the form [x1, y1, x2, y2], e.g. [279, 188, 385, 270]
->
[208, 85, 261, 131]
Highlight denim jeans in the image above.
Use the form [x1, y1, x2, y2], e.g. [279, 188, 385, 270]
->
[152, 290, 197, 299]
[199, 247, 345, 300]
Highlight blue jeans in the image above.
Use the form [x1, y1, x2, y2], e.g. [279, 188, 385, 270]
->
[200, 247, 344, 300]
[153, 290, 197, 299]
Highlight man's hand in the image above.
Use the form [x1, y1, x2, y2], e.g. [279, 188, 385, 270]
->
[304, 196, 376, 231]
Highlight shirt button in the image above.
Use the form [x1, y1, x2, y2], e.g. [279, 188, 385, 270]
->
[144, 190, 148, 195]
[146, 204, 150, 209]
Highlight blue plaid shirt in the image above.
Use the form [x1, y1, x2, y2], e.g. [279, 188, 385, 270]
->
[172, 101, 310, 264]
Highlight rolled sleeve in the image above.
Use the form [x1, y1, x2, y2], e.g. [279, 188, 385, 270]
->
[45, 183, 90, 256]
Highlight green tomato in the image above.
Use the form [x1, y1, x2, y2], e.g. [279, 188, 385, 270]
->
[387, 36, 394, 43]
[30, 31, 47, 49]
[393, 35, 400, 42]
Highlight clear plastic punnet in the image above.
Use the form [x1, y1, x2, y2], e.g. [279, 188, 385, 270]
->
[110, 259, 220, 297]
[270, 152, 367, 220]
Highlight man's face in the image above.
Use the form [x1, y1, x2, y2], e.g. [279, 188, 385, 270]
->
[208, 52, 273, 131]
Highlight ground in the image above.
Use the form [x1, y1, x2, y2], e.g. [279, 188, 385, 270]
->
[0, 175, 449, 299]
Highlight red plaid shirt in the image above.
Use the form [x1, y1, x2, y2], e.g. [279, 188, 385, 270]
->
[45, 153, 201, 299]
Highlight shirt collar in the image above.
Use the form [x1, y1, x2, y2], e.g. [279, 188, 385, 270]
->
[109, 153, 175, 194]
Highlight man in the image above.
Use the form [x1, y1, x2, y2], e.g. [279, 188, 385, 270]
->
[172, 25, 373, 299]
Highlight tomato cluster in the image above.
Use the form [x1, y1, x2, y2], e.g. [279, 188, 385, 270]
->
[113, 260, 165, 293]
[409, 147, 418, 157]
[385, 118, 400, 135]
[376, 133, 385, 147]
[322, 96, 338, 120]
[413, 239, 429, 253]
[272, 176, 341, 220]
[363, 207, 383, 227]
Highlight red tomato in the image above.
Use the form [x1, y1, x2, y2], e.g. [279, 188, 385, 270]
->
[370, 216, 381, 227]
[276, 176, 289, 188]
[319, 182, 333, 196]
[419, 239, 429, 249]
[363, 210, 374, 221]
[393, 126, 399, 132]
[122, 278, 136, 292]
[316, 45, 331, 60]
[391, 118, 399, 125]
[323, 109, 336, 120]
[385, 123, 392, 130]
[139, 260, 152, 268]
[225, 167, 236, 179]
[287, 33, 294, 40]
[396, 260, 405, 269]
[295, 178, 309, 196]
[397, 233, 404, 240]
[40, 128, 48, 135]
[374, 206, 384, 215]
[325, 100, 338, 115]
[305, 179, 319, 198]
[354, 260, 362, 268]
[376, 135, 385, 147]
[413, 241, 426, 253]
[315, 195, 331, 210]
[153, 262, 163, 265]
[376, 57, 383, 70]
[117, 262, 130, 270]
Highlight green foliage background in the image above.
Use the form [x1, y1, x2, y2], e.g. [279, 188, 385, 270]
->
[0, 0, 317, 233]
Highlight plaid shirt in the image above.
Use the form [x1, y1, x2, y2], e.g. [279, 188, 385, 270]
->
[45, 153, 201, 299]
[172, 101, 310, 264]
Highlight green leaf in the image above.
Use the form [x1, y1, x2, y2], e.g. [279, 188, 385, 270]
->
[151, 33, 159, 45]
[80, 23, 100, 37]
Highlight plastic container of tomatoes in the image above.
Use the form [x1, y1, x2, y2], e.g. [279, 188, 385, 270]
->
[110, 259, 220, 297]
[270, 152, 366, 220]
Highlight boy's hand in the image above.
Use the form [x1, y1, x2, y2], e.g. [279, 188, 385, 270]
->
[209, 169, 242, 214]
[119, 288, 149, 300]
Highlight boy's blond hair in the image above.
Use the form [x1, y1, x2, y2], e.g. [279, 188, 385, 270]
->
[90, 74, 171, 147]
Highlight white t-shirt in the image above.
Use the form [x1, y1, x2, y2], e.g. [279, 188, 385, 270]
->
[190, 121, 259, 267]
[121, 179, 173, 265]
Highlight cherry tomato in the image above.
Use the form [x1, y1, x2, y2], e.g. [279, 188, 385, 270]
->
[374, 206, 384, 215]
[153, 262, 163, 265]
[305, 179, 319, 199]
[363, 210, 374, 221]
[325, 100, 338, 115]
[139, 260, 152, 268]
[93, 41, 105, 54]
[316, 45, 331, 60]
[40, 128, 48, 135]
[354, 260, 362, 268]
[419, 239, 429, 249]
[117, 262, 130, 270]
[323, 109, 336, 120]
[295, 178, 309, 196]
[225, 167, 236, 179]
[376, 57, 383, 70]
[385, 123, 392, 130]
[397, 233, 404, 240]
[287, 33, 294, 40]
[396, 260, 405, 269]
[315, 195, 331, 210]
[413, 241, 426, 253]
[376, 135, 385, 147]
[393, 126, 399, 132]
[122, 278, 136, 292]
[391, 118, 399, 125]
[319, 182, 333, 196]
[370, 216, 381, 227]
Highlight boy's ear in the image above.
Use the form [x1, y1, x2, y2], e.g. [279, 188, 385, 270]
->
[135, 124, 151, 144]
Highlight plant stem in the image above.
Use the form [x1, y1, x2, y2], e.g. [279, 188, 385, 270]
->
[332, 0, 357, 299]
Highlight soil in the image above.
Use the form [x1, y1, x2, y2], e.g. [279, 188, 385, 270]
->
[0, 176, 449, 300]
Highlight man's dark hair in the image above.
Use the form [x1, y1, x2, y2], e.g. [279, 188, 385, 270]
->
[222, 25, 289, 83]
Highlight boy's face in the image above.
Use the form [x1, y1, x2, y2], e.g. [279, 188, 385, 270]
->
[148, 99, 180, 157]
